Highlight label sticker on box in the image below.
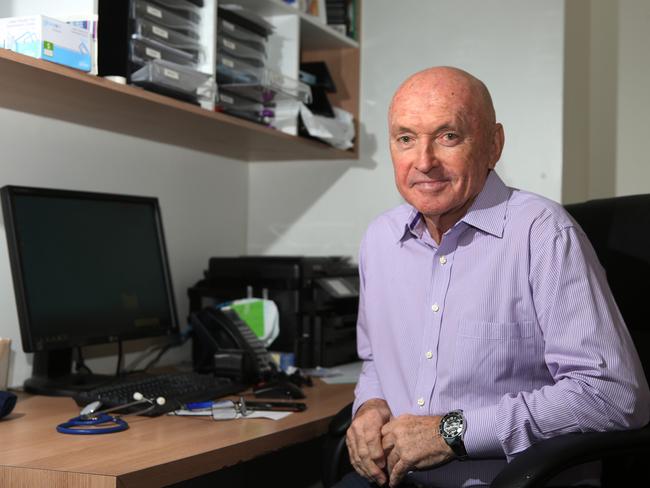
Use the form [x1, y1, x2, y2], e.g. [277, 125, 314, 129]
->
[43, 40, 54, 57]
[223, 57, 234, 68]
[163, 68, 179, 80]
[224, 39, 236, 50]
[145, 47, 161, 59]
[152, 25, 169, 39]
[146, 5, 163, 18]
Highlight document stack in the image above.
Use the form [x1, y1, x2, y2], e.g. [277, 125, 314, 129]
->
[215, 5, 311, 129]
[298, 62, 355, 150]
[128, 0, 215, 106]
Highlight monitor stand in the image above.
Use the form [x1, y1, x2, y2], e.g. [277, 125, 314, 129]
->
[25, 349, 113, 396]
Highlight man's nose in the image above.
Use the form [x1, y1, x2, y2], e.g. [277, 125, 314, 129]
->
[414, 140, 438, 173]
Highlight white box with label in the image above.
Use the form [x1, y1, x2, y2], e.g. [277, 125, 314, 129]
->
[4, 15, 91, 71]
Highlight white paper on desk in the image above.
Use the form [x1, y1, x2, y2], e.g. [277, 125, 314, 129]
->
[302, 366, 343, 378]
[170, 409, 292, 420]
[320, 361, 363, 384]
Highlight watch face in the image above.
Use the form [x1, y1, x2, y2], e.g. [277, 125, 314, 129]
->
[442, 413, 464, 438]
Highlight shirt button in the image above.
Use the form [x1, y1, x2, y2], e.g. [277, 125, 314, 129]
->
[426, 351, 433, 359]
[439, 256, 447, 265]
[431, 303, 440, 312]
[417, 398, 425, 407]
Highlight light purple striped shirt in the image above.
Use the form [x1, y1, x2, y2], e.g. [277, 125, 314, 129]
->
[353, 171, 650, 487]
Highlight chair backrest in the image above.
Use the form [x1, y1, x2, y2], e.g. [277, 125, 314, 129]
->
[565, 194, 650, 377]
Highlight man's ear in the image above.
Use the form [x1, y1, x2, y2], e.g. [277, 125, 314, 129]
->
[489, 123, 505, 169]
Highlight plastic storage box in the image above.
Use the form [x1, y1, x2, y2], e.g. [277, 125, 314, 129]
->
[218, 63, 311, 105]
[131, 0, 199, 39]
[130, 35, 198, 66]
[133, 18, 201, 58]
[144, 0, 202, 25]
[217, 89, 274, 125]
[217, 17, 266, 53]
[216, 33, 266, 67]
[131, 58, 215, 103]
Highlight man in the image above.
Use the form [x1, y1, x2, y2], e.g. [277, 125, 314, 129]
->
[339, 67, 650, 488]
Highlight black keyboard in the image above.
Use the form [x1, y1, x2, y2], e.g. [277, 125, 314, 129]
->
[74, 372, 245, 416]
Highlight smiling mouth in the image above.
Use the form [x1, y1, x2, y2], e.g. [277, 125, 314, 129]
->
[411, 180, 449, 191]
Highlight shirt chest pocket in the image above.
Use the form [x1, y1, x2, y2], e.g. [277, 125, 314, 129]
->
[458, 320, 535, 340]
[451, 320, 538, 397]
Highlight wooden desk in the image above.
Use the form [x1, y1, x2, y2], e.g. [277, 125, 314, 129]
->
[0, 380, 354, 487]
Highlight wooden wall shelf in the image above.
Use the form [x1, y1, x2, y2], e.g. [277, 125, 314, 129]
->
[0, 49, 357, 161]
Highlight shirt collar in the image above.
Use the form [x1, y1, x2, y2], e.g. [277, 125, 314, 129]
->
[460, 170, 510, 238]
[399, 207, 424, 242]
[398, 170, 510, 243]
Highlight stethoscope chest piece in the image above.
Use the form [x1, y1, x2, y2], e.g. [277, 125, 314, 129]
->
[56, 392, 165, 435]
[57, 413, 129, 435]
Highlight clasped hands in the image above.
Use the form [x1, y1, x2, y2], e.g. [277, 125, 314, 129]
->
[346, 399, 454, 487]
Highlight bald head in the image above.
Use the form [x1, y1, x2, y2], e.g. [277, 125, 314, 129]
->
[387, 66, 505, 242]
[389, 67, 496, 133]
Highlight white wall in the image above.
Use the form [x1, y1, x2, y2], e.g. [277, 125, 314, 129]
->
[561, 0, 590, 204]
[616, 0, 650, 196]
[588, 0, 618, 199]
[247, 0, 565, 258]
[0, 111, 248, 387]
[562, 0, 620, 204]
[4, 0, 96, 17]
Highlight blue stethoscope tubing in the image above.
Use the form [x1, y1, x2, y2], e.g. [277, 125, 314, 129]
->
[56, 413, 129, 435]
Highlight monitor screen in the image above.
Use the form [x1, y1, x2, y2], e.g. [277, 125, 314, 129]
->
[1, 186, 179, 353]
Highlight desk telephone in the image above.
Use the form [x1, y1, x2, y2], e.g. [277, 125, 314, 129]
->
[190, 306, 275, 384]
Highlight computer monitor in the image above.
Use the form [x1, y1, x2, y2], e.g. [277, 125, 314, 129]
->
[1, 185, 179, 395]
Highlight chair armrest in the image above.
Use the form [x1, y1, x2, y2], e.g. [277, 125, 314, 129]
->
[329, 402, 353, 436]
[491, 424, 650, 488]
[322, 402, 354, 487]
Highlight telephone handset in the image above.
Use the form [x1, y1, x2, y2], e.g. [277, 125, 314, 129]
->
[190, 306, 275, 384]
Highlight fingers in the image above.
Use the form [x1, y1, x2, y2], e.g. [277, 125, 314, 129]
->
[344, 400, 395, 486]
[346, 429, 386, 485]
[389, 459, 409, 488]
[385, 442, 398, 477]
[382, 417, 414, 486]
[366, 428, 386, 470]
[346, 434, 363, 477]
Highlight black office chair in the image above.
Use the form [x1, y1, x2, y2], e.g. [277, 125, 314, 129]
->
[322, 194, 650, 488]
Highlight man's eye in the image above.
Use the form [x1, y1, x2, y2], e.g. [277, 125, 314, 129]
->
[397, 135, 412, 144]
[439, 132, 460, 145]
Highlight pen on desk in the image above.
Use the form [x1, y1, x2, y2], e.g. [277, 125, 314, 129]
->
[184, 401, 213, 410]
[232, 397, 307, 412]
[185, 399, 306, 412]
[245, 400, 307, 412]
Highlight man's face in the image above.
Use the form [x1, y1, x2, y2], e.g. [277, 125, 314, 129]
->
[389, 79, 500, 228]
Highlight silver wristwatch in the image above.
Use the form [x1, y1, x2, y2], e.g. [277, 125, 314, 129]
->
[439, 409, 468, 460]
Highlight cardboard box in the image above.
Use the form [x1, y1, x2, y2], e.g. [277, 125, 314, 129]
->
[4, 15, 91, 72]
[0, 19, 7, 49]
[61, 15, 98, 75]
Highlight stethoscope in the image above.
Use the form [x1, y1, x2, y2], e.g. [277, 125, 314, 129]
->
[56, 392, 166, 435]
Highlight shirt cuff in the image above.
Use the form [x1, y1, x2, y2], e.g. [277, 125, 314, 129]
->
[463, 405, 504, 458]
[352, 384, 385, 417]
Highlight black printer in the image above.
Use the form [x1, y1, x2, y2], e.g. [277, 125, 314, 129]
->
[188, 256, 359, 368]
